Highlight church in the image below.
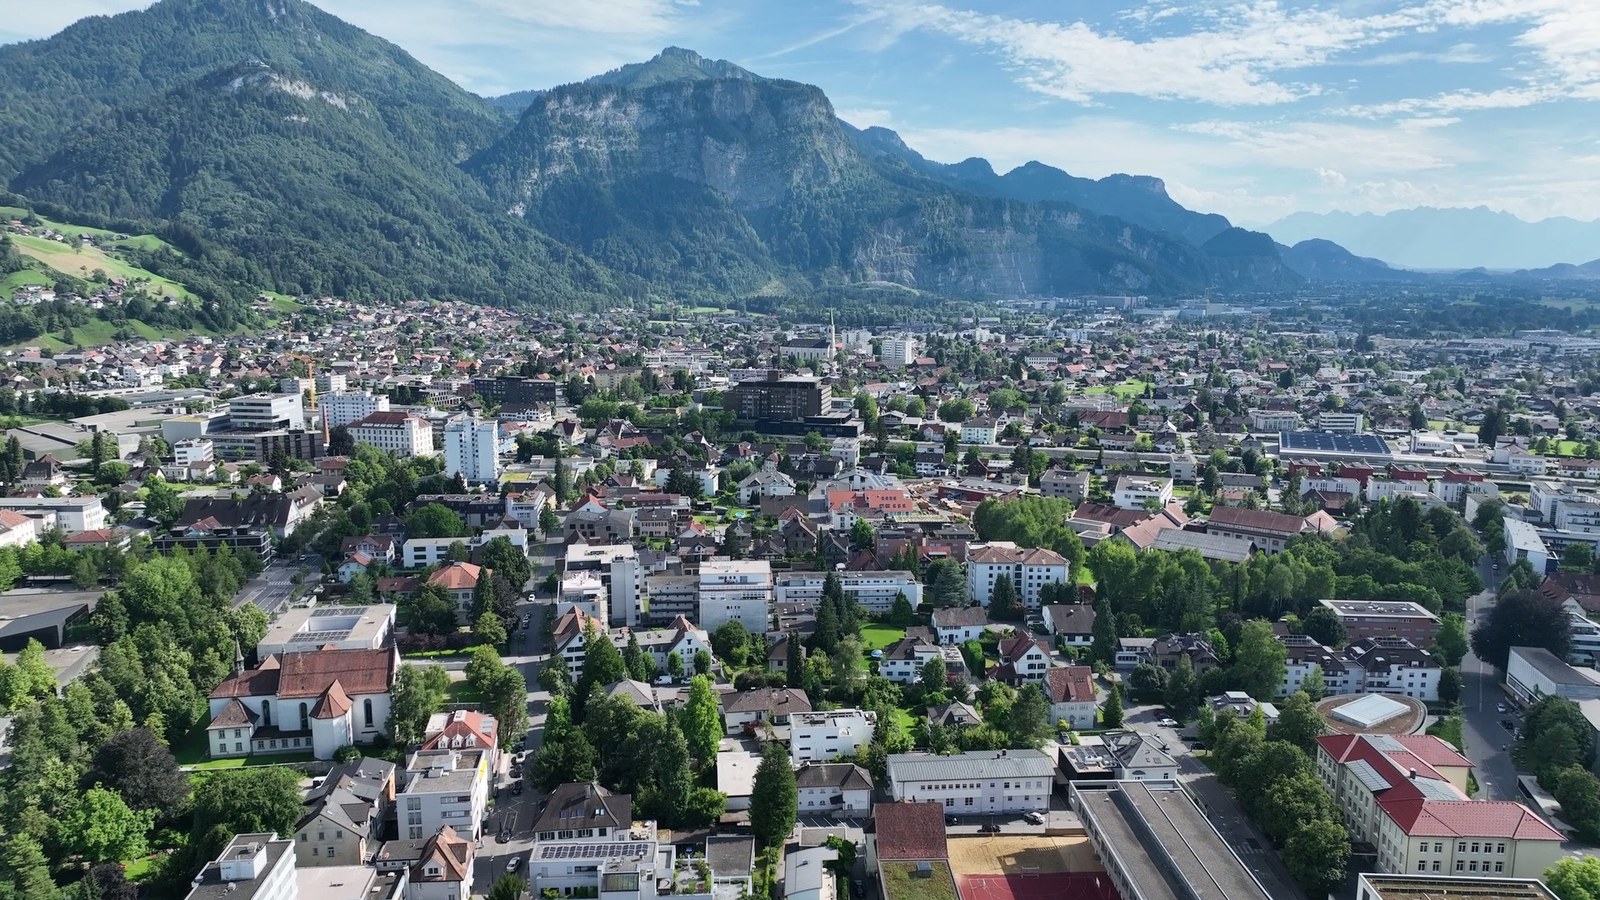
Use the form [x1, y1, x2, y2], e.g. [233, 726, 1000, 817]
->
[206, 645, 399, 760]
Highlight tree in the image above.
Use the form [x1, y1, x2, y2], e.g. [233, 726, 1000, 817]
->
[1129, 662, 1168, 703]
[667, 650, 685, 682]
[1434, 613, 1469, 667]
[889, 591, 916, 626]
[1547, 855, 1600, 900]
[401, 584, 459, 636]
[480, 536, 533, 588]
[1164, 655, 1199, 720]
[683, 675, 722, 767]
[489, 876, 529, 900]
[750, 741, 798, 847]
[406, 502, 466, 539]
[1282, 818, 1349, 896]
[988, 575, 1022, 621]
[1233, 620, 1289, 701]
[1090, 594, 1118, 665]
[712, 620, 752, 667]
[1006, 684, 1051, 748]
[539, 504, 561, 538]
[1553, 767, 1600, 843]
[390, 663, 451, 745]
[919, 656, 947, 696]
[1268, 692, 1324, 752]
[59, 785, 154, 863]
[694, 649, 712, 675]
[1565, 543, 1597, 572]
[577, 623, 629, 705]
[85, 726, 189, 813]
[1473, 590, 1573, 671]
[1523, 696, 1599, 773]
[539, 651, 573, 699]
[9, 637, 56, 702]
[850, 518, 875, 551]
[1102, 683, 1124, 728]
[191, 767, 304, 837]
[1438, 667, 1463, 704]
[143, 477, 183, 527]
[1300, 606, 1346, 647]
[0, 833, 54, 900]
[474, 609, 508, 647]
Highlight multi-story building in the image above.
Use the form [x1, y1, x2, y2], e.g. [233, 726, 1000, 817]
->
[321, 390, 391, 429]
[1249, 409, 1300, 432]
[1319, 599, 1442, 645]
[1039, 468, 1089, 502]
[1317, 412, 1366, 433]
[789, 709, 876, 765]
[349, 411, 435, 457]
[0, 495, 107, 533]
[399, 747, 493, 840]
[1506, 646, 1600, 704]
[796, 763, 873, 816]
[1044, 665, 1096, 728]
[1344, 638, 1443, 701]
[564, 543, 644, 627]
[529, 783, 668, 898]
[885, 750, 1054, 813]
[206, 646, 397, 761]
[228, 393, 306, 432]
[183, 833, 297, 900]
[294, 757, 396, 866]
[965, 542, 1070, 610]
[697, 560, 773, 633]
[1315, 734, 1563, 880]
[1356, 874, 1559, 900]
[442, 417, 500, 484]
[879, 636, 943, 684]
[1112, 476, 1173, 511]
[879, 335, 916, 368]
[726, 376, 830, 422]
[992, 635, 1052, 685]
[1204, 506, 1329, 554]
[472, 374, 559, 406]
[771, 570, 922, 613]
[720, 688, 811, 735]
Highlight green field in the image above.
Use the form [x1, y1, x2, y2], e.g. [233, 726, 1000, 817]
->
[10, 233, 193, 300]
[1082, 379, 1150, 399]
[860, 623, 906, 651]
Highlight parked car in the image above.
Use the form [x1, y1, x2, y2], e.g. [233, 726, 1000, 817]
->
[507, 857, 523, 872]
[1024, 812, 1045, 824]
[1157, 718, 1179, 728]
[1496, 702, 1508, 713]
[1500, 719, 1516, 732]
[512, 780, 524, 796]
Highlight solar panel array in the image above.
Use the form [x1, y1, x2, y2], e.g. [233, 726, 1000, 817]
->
[1347, 759, 1392, 794]
[1278, 430, 1392, 455]
[289, 630, 353, 644]
[539, 843, 651, 861]
[1414, 778, 1465, 801]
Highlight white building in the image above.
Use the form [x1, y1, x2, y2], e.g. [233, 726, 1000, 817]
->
[229, 393, 306, 431]
[442, 417, 500, 485]
[784, 847, 838, 900]
[772, 570, 922, 613]
[960, 417, 999, 445]
[885, 750, 1054, 813]
[789, 709, 876, 765]
[1317, 412, 1366, 433]
[0, 510, 38, 549]
[321, 390, 391, 429]
[0, 495, 107, 532]
[796, 763, 873, 816]
[349, 411, 435, 457]
[1506, 646, 1600, 704]
[399, 748, 493, 840]
[206, 647, 397, 761]
[565, 543, 644, 627]
[256, 604, 395, 657]
[1555, 498, 1600, 535]
[183, 833, 297, 900]
[879, 335, 916, 369]
[1249, 409, 1300, 432]
[402, 527, 529, 569]
[1112, 476, 1173, 511]
[697, 560, 773, 633]
[1504, 518, 1551, 573]
[966, 542, 1070, 610]
[174, 437, 215, 468]
[528, 783, 670, 899]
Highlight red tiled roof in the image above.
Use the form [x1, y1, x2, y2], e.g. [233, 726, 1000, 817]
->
[277, 647, 395, 699]
[1382, 799, 1562, 840]
[427, 562, 483, 591]
[1044, 665, 1095, 703]
[311, 681, 352, 719]
[873, 801, 949, 861]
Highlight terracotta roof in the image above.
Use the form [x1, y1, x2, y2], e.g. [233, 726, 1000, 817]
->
[206, 698, 258, 729]
[1382, 799, 1562, 840]
[1205, 505, 1312, 536]
[412, 826, 472, 882]
[998, 635, 1049, 664]
[427, 562, 483, 591]
[276, 647, 395, 699]
[873, 801, 949, 861]
[311, 681, 353, 719]
[210, 654, 283, 699]
[968, 545, 1068, 566]
[1044, 665, 1095, 703]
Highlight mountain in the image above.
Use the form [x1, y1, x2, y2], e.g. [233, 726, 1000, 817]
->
[1, 0, 617, 304]
[1265, 206, 1600, 270]
[0, 6, 1304, 304]
[1513, 259, 1600, 281]
[467, 49, 1299, 296]
[843, 124, 1233, 246]
[1277, 239, 1417, 282]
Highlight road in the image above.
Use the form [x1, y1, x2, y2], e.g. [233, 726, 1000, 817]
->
[1120, 702, 1307, 900]
[1459, 556, 1522, 802]
[233, 553, 321, 614]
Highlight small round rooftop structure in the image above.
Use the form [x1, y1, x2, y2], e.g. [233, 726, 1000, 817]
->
[1316, 693, 1427, 735]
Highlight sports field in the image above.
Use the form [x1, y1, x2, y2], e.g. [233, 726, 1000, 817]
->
[948, 835, 1120, 900]
[956, 873, 1119, 900]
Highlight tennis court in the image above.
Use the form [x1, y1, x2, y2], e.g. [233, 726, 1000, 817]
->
[946, 835, 1098, 876]
[957, 873, 1120, 900]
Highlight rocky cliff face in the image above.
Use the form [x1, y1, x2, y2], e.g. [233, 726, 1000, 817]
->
[469, 55, 1281, 297]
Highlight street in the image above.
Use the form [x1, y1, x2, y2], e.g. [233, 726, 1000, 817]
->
[1458, 556, 1521, 802]
[233, 552, 321, 613]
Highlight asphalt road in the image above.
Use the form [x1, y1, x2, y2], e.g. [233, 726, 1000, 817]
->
[1459, 556, 1522, 802]
[233, 553, 321, 614]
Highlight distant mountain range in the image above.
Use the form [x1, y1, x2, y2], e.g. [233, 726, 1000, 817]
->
[0, 1, 1509, 306]
[1266, 206, 1600, 270]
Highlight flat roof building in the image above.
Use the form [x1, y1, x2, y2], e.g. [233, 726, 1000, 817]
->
[1071, 780, 1272, 900]
[256, 604, 395, 658]
[1356, 873, 1558, 900]
[1318, 598, 1441, 645]
[1506, 645, 1600, 704]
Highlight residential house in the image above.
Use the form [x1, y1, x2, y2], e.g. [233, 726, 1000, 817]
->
[795, 763, 873, 816]
[992, 635, 1052, 685]
[294, 757, 396, 866]
[931, 606, 989, 646]
[789, 709, 876, 765]
[1044, 665, 1097, 729]
[399, 747, 493, 840]
[1041, 604, 1096, 648]
[721, 688, 812, 735]
[426, 562, 485, 625]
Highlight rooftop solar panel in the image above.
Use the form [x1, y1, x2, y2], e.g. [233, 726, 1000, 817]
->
[1278, 431, 1392, 455]
[1348, 759, 1392, 793]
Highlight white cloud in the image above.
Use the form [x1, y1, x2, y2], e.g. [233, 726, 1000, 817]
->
[1317, 167, 1347, 186]
[836, 107, 896, 128]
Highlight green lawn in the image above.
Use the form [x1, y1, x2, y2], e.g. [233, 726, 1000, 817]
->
[860, 623, 906, 651]
[10, 232, 193, 300]
[889, 705, 916, 735]
[122, 854, 162, 881]
[447, 679, 484, 704]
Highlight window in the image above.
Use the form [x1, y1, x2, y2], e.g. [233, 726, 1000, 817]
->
[1496, 843, 1505, 854]
[299, 834, 307, 842]
[1457, 842, 1467, 852]
[1496, 863, 1504, 873]
[1455, 862, 1464, 872]
[1469, 862, 1478, 872]
[945, 799, 955, 808]
[364, 699, 374, 728]
[1471, 842, 1479, 853]
[1432, 862, 1440, 872]
[1417, 862, 1426, 872]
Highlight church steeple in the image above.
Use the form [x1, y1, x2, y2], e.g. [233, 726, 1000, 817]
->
[234, 638, 245, 677]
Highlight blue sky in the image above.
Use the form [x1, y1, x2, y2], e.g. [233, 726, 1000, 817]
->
[5, 0, 1599, 226]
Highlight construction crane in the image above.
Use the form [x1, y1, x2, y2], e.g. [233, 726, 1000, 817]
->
[288, 354, 319, 410]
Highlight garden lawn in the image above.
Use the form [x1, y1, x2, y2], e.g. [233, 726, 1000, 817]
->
[860, 624, 906, 651]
